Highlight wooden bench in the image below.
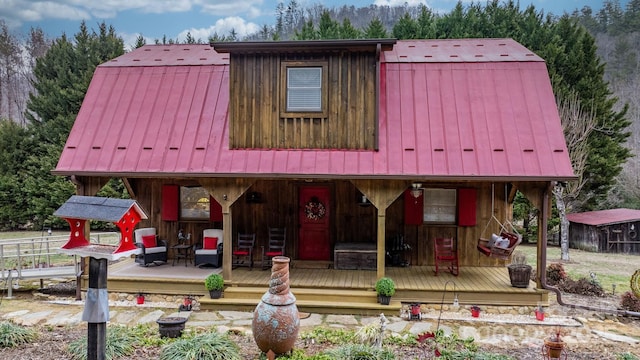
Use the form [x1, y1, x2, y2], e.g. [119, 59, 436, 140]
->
[334, 242, 377, 270]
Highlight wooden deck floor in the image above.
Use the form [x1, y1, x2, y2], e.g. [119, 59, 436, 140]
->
[103, 259, 547, 308]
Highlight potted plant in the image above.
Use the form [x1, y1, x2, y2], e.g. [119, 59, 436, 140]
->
[544, 327, 566, 358]
[204, 273, 224, 299]
[507, 251, 532, 288]
[470, 305, 481, 318]
[534, 305, 545, 321]
[375, 277, 396, 305]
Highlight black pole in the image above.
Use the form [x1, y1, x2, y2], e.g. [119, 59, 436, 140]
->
[87, 257, 108, 360]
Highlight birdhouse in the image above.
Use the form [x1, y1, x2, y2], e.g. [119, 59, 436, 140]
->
[54, 196, 148, 260]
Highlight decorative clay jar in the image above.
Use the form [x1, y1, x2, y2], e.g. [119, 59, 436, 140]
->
[252, 256, 300, 355]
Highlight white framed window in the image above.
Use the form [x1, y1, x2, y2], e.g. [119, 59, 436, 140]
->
[180, 186, 210, 220]
[423, 188, 457, 224]
[287, 67, 322, 112]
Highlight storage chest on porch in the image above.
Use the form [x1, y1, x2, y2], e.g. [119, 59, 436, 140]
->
[334, 242, 377, 270]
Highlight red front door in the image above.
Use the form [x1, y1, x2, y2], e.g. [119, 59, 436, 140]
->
[298, 186, 331, 260]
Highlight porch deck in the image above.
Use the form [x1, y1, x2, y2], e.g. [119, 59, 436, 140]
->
[100, 259, 547, 315]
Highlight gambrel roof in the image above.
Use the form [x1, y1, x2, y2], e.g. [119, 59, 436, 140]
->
[54, 39, 575, 181]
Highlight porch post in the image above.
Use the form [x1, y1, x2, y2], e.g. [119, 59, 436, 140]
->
[536, 184, 551, 288]
[377, 207, 386, 279]
[222, 205, 232, 281]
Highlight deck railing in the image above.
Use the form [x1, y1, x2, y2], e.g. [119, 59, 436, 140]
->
[0, 232, 120, 279]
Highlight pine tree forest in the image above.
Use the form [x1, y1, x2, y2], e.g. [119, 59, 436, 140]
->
[0, 0, 638, 231]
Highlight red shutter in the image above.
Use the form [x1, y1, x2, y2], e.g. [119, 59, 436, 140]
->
[457, 188, 477, 226]
[404, 189, 423, 225]
[210, 196, 222, 222]
[162, 184, 179, 221]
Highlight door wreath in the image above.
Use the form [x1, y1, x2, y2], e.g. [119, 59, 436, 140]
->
[304, 199, 326, 220]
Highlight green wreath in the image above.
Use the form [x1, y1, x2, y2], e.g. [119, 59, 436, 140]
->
[304, 200, 326, 221]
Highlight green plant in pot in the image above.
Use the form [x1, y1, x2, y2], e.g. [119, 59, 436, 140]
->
[204, 273, 224, 299]
[375, 277, 396, 305]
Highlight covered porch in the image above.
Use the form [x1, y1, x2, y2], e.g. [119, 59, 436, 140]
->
[98, 258, 547, 315]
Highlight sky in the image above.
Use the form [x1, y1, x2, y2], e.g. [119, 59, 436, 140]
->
[0, 0, 627, 48]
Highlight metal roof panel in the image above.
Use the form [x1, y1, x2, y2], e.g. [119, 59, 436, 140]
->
[56, 41, 575, 181]
[567, 209, 640, 226]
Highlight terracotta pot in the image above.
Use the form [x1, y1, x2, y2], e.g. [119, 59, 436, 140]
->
[252, 256, 300, 355]
[544, 338, 565, 358]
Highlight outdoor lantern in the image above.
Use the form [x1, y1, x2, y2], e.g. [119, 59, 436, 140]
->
[410, 183, 422, 199]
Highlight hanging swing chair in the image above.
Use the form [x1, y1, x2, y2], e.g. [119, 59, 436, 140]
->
[476, 184, 522, 260]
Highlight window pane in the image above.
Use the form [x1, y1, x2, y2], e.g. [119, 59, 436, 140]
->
[287, 67, 322, 111]
[423, 188, 457, 223]
[180, 187, 210, 219]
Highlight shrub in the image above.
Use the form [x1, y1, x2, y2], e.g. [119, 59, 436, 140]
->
[204, 273, 224, 291]
[375, 277, 396, 297]
[160, 332, 240, 360]
[321, 343, 395, 360]
[67, 325, 136, 360]
[546, 263, 567, 285]
[559, 277, 605, 297]
[620, 291, 640, 312]
[0, 321, 37, 348]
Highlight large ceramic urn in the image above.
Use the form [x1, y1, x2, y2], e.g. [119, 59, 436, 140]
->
[252, 256, 300, 355]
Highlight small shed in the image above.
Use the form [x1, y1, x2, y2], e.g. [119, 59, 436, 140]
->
[567, 208, 640, 254]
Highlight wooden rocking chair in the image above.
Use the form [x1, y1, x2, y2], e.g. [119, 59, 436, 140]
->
[434, 237, 459, 276]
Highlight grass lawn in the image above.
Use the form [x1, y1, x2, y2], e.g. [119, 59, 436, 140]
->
[517, 243, 637, 294]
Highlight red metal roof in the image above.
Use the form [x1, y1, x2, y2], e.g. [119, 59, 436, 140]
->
[55, 40, 575, 181]
[567, 208, 640, 226]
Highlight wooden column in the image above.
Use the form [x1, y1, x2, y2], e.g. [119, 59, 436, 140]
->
[201, 179, 254, 282]
[352, 180, 411, 280]
[376, 207, 386, 279]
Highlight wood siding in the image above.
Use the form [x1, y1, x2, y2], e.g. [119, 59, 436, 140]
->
[569, 221, 640, 254]
[228, 52, 377, 149]
[115, 179, 519, 268]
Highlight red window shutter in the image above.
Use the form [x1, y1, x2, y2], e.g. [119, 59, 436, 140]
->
[404, 189, 423, 225]
[162, 184, 179, 221]
[210, 196, 222, 222]
[457, 188, 477, 226]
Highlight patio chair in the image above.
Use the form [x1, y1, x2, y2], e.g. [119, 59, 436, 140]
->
[133, 227, 168, 266]
[261, 227, 286, 270]
[195, 229, 223, 267]
[232, 233, 256, 269]
[434, 237, 458, 276]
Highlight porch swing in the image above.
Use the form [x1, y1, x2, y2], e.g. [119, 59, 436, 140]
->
[476, 184, 522, 260]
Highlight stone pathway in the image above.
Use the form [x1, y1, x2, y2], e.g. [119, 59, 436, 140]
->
[0, 296, 637, 348]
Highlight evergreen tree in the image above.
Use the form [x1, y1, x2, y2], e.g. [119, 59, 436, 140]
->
[0, 119, 30, 229]
[23, 21, 124, 229]
[340, 18, 361, 39]
[364, 17, 388, 38]
[392, 12, 419, 39]
[318, 11, 340, 39]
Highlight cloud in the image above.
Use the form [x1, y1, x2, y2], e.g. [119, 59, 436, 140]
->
[373, 0, 428, 6]
[177, 16, 260, 41]
[0, 0, 263, 29]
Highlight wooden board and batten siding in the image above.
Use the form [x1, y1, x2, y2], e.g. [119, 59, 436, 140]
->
[84, 178, 524, 269]
[226, 50, 378, 150]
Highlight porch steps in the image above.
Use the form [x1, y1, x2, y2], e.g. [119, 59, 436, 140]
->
[200, 286, 402, 316]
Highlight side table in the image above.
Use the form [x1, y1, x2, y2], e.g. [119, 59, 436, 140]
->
[172, 244, 192, 266]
